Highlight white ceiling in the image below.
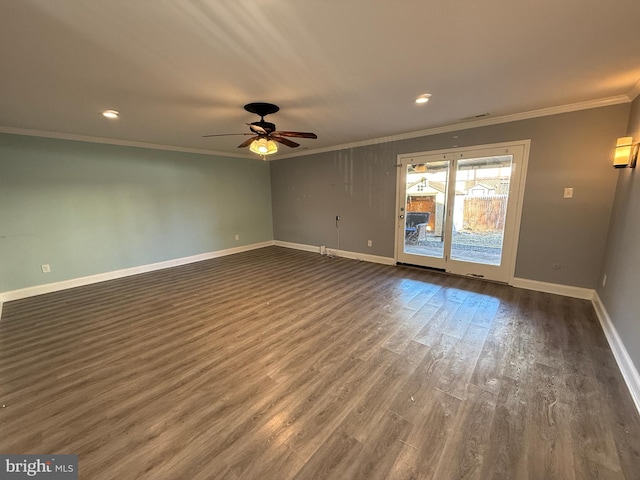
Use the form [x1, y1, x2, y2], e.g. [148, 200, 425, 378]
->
[1, 0, 639, 158]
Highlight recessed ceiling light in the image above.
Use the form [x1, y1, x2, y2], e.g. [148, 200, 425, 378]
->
[102, 110, 119, 119]
[415, 94, 431, 104]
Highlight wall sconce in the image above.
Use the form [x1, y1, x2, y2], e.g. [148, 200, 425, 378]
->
[614, 136, 638, 168]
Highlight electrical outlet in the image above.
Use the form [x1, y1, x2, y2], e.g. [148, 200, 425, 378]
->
[41, 264, 51, 273]
[367, 240, 372, 247]
[235, 234, 239, 240]
[563, 187, 574, 198]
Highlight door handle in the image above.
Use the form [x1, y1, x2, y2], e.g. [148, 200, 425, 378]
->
[399, 215, 404, 219]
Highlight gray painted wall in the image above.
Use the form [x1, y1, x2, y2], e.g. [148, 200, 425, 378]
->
[598, 95, 640, 370]
[0, 133, 273, 293]
[271, 104, 629, 288]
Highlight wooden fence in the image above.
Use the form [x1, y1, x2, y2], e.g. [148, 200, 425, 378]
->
[462, 195, 507, 232]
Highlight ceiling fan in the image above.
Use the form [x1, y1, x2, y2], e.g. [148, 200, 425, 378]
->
[204, 102, 317, 157]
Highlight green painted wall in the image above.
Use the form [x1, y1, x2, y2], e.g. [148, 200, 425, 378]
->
[0, 133, 273, 292]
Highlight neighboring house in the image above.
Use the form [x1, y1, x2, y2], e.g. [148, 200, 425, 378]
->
[467, 183, 495, 196]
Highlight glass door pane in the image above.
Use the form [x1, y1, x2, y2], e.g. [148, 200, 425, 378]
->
[403, 160, 449, 259]
[450, 155, 513, 266]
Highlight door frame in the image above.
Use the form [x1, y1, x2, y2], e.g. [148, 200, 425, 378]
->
[394, 139, 530, 285]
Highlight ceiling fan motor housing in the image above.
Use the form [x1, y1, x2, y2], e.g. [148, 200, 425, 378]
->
[251, 121, 276, 134]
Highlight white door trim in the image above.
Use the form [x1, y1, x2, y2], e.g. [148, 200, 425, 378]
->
[395, 139, 530, 285]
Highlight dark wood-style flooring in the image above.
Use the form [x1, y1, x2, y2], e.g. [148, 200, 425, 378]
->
[1, 246, 639, 479]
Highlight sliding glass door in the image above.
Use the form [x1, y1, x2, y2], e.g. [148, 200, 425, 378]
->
[396, 142, 528, 283]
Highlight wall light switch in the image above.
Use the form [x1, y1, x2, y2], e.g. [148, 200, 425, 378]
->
[563, 187, 574, 198]
[41, 264, 51, 273]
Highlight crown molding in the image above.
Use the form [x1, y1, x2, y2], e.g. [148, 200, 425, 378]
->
[0, 125, 255, 159]
[628, 78, 640, 101]
[1, 93, 633, 161]
[275, 95, 631, 160]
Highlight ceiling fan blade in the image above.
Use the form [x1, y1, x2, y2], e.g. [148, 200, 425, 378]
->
[238, 136, 259, 148]
[272, 136, 300, 148]
[272, 131, 317, 139]
[203, 133, 253, 137]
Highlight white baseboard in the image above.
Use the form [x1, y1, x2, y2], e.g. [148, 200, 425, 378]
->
[328, 248, 396, 266]
[273, 240, 322, 254]
[273, 240, 396, 266]
[1, 240, 393, 313]
[0, 241, 274, 306]
[592, 292, 640, 414]
[510, 277, 594, 299]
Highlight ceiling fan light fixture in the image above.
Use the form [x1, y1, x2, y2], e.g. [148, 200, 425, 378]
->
[203, 103, 316, 153]
[250, 138, 278, 156]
